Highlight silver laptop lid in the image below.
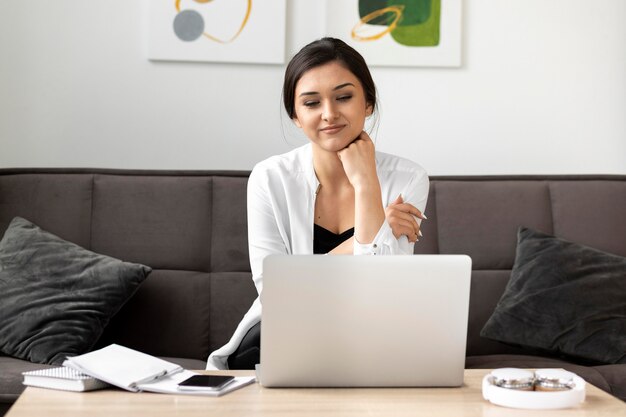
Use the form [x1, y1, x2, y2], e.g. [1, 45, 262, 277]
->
[260, 254, 472, 388]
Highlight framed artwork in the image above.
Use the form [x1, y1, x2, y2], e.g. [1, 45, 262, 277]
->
[148, 0, 286, 64]
[325, 0, 462, 67]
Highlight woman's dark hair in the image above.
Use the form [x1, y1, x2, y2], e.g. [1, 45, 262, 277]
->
[283, 37, 377, 119]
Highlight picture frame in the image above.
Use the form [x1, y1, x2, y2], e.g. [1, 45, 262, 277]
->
[325, 0, 462, 67]
[147, 0, 286, 64]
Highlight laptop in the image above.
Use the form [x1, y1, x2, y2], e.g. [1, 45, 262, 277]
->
[259, 254, 472, 388]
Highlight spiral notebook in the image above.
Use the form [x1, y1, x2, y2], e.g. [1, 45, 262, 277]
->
[22, 367, 110, 392]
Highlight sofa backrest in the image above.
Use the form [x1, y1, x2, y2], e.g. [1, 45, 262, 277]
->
[1, 169, 624, 360]
[414, 176, 626, 356]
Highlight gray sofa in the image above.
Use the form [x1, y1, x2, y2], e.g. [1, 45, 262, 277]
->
[0, 169, 624, 414]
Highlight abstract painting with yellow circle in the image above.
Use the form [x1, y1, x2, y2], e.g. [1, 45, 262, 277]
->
[353, 0, 440, 46]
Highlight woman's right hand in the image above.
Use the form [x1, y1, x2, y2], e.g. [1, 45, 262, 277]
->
[336, 131, 378, 191]
[385, 195, 426, 242]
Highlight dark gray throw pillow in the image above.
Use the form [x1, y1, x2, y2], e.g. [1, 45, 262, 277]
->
[0, 217, 151, 365]
[481, 227, 626, 364]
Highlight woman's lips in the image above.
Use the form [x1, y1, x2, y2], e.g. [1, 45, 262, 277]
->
[320, 125, 346, 134]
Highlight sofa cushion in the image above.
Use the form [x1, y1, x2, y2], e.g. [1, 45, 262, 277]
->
[96, 270, 212, 360]
[434, 181, 553, 269]
[210, 177, 251, 273]
[481, 227, 626, 364]
[90, 174, 212, 271]
[0, 217, 151, 365]
[0, 173, 94, 249]
[209, 272, 258, 353]
[549, 180, 626, 258]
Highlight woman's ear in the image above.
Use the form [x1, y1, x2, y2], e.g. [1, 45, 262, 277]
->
[366, 103, 374, 117]
[293, 117, 302, 128]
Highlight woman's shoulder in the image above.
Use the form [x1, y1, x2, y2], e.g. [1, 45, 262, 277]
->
[251, 144, 312, 179]
[375, 150, 427, 177]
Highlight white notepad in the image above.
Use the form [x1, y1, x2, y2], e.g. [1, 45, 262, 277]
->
[22, 367, 110, 392]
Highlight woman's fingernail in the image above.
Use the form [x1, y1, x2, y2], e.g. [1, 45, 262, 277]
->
[422, 214, 428, 220]
[418, 230, 423, 237]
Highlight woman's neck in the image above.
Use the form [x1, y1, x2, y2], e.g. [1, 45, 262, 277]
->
[312, 147, 351, 191]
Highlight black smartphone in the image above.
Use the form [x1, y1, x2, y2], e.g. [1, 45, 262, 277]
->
[177, 375, 235, 391]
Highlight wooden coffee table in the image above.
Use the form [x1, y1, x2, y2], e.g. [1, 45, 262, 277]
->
[6, 370, 625, 416]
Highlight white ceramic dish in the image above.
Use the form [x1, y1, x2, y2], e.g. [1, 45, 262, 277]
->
[482, 370, 586, 409]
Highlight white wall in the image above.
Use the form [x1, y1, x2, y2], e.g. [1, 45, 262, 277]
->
[1, 0, 625, 175]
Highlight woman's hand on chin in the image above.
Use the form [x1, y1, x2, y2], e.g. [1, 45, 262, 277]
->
[336, 131, 378, 190]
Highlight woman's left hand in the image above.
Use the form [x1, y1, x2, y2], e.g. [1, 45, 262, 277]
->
[336, 131, 378, 190]
[385, 195, 426, 242]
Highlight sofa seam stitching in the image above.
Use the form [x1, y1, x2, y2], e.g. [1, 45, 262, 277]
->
[547, 180, 555, 236]
[433, 182, 440, 254]
[207, 176, 213, 356]
[89, 174, 95, 249]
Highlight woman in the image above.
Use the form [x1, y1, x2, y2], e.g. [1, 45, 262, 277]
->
[207, 37, 429, 370]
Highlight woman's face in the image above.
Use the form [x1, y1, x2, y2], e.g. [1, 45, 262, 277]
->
[292, 61, 372, 154]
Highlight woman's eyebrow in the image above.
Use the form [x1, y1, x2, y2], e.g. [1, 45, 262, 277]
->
[299, 82, 355, 97]
[333, 82, 355, 91]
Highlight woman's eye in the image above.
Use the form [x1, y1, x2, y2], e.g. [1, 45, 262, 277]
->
[303, 101, 319, 108]
[337, 95, 352, 102]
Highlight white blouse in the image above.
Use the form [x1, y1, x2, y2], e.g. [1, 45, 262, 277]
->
[206, 143, 429, 369]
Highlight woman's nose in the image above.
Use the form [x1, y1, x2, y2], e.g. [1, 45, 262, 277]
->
[322, 102, 338, 121]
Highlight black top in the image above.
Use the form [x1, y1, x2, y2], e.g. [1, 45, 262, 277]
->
[313, 224, 355, 254]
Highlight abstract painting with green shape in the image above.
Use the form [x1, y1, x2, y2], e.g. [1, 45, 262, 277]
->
[358, 0, 440, 46]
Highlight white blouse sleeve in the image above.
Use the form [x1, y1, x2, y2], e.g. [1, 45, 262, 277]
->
[207, 166, 285, 370]
[246, 165, 290, 295]
[353, 168, 429, 256]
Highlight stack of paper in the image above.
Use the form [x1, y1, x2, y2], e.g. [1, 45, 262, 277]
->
[62, 344, 255, 396]
[23, 344, 255, 396]
[63, 344, 184, 392]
